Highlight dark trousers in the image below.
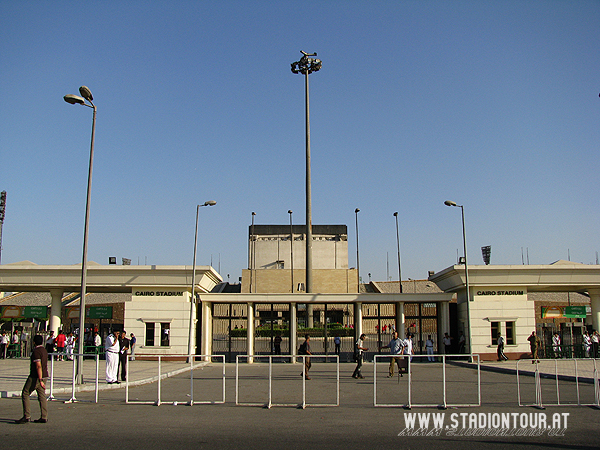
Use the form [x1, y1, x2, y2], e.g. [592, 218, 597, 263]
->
[497, 345, 508, 361]
[352, 354, 364, 377]
[119, 353, 128, 381]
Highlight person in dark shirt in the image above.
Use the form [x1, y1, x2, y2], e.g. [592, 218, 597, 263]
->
[16, 335, 49, 423]
[118, 331, 130, 382]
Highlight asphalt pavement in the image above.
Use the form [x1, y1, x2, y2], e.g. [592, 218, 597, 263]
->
[1, 356, 599, 450]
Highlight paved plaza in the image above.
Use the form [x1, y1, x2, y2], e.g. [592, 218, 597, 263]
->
[1, 356, 599, 449]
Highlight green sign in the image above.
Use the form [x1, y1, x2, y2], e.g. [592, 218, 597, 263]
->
[86, 306, 113, 319]
[24, 306, 49, 319]
[565, 306, 587, 319]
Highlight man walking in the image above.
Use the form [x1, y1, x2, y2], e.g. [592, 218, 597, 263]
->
[16, 335, 48, 424]
[380, 331, 404, 377]
[497, 333, 508, 361]
[352, 333, 368, 379]
[298, 334, 312, 380]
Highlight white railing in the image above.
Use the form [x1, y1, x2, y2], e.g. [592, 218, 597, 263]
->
[235, 355, 339, 409]
[125, 355, 225, 406]
[47, 353, 100, 404]
[516, 358, 600, 408]
[373, 354, 481, 409]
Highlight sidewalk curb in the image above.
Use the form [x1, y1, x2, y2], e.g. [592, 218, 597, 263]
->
[1, 361, 209, 399]
[448, 360, 597, 385]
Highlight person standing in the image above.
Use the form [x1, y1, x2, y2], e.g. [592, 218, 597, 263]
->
[583, 331, 592, 358]
[273, 333, 282, 355]
[105, 330, 120, 384]
[552, 332, 561, 358]
[591, 330, 599, 359]
[380, 331, 404, 377]
[118, 331, 130, 382]
[298, 334, 312, 380]
[352, 333, 368, 379]
[55, 330, 66, 361]
[21, 330, 28, 357]
[404, 333, 414, 362]
[333, 335, 341, 355]
[458, 331, 466, 354]
[0, 331, 9, 358]
[93, 331, 102, 353]
[497, 333, 508, 361]
[425, 335, 435, 362]
[129, 333, 137, 361]
[527, 330, 541, 363]
[443, 333, 452, 355]
[65, 332, 76, 361]
[16, 335, 48, 423]
[45, 331, 55, 356]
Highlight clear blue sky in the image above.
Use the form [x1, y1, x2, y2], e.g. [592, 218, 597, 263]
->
[1, 1, 599, 284]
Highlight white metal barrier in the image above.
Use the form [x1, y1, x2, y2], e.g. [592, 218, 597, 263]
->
[125, 355, 225, 406]
[235, 355, 339, 409]
[47, 353, 100, 404]
[373, 354, 480, 409]
[516, 358, 600, 408]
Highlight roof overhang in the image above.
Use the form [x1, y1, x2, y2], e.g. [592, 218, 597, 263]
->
[199, 292, 453, 304]
[429, 263, 600, 294]
[0, 263, 222, 294]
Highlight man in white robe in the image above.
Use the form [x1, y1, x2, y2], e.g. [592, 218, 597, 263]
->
[105, 331, 120, 384]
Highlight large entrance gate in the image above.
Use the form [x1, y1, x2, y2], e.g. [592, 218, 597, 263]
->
[212, 303, 357, 362]
[363, 302, 439, 357]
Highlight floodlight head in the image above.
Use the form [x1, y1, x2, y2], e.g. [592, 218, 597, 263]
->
[79, 86, 93, 102]
[355, 208, 360, 213]
[203, 200, 217, 207]
[393, 212, 398, 217]
[64, 94, 85, 105]
[444, 200, 457, 207]
[288, 210, 293, 214]
[252, 211, 256, 216]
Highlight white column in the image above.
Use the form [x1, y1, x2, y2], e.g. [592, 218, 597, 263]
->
[589, 289, 600, 332]
[395, 302, 405, 337]
[354, 302, 362, 338]
[439, 301, 450, 349]
[290, 302, 297, 363]
[247, 302, 254, 363]
[49, 289, 63, 334]
[200, 301, 212, 360]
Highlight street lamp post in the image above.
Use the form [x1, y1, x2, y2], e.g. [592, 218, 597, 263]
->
[444, 200, 473, 358]
[291, 51, 321, 294]
[64, 86, 96, 384]
[355, 208, 360, 286]
[187, 201, 217, 359]
[288, 210, 294, 293]
[393, 212, 403, 293]
[249, 212, 256, 293]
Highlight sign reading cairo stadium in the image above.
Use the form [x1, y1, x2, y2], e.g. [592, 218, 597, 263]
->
[134, 291, 185, 297]
[475, 290, 525, 296]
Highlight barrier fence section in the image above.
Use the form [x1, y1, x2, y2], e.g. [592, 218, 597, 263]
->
[47, 353, 100, 404]
[125, 355, 225, 406]
[516, 358, 600, 409]
[235, 355, 340, 409]
[373, 354, 481, 409]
